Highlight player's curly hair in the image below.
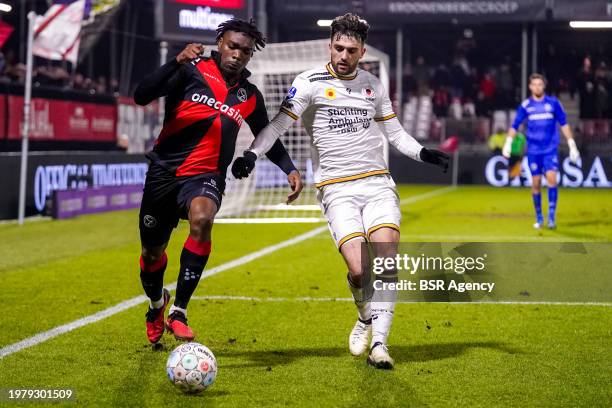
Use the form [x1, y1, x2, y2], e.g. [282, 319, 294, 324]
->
[216, 18, 266, 51]
[330, 13, 370, 44]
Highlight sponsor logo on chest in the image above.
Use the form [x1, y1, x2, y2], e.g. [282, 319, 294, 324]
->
[190, 92, 245, 126]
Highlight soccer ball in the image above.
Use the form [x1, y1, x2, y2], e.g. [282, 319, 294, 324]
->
[166, 342, 217, 393]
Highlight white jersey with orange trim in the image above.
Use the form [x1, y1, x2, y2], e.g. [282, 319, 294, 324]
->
[249, 62, 424, 188]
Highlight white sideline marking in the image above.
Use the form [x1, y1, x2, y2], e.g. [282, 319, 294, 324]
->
[0, 186, 454, 359]
[400, 186, 456, 206]
[0, 226, 327, 359]
[192, 295, 611, 307]
[0, 215, 51, 225]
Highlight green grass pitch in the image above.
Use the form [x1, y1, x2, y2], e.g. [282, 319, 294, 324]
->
[0, 185, 610, 407]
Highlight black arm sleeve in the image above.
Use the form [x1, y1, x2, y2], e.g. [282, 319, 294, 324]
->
[133, 59, 185, 106]
[246, 89, 298, 175]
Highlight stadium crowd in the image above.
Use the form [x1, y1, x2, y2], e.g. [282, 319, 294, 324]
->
[402, 46, 612, 120]
[0, 50, 119, 96]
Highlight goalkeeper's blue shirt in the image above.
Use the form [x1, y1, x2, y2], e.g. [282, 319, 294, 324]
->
[511, 95, 567, 155]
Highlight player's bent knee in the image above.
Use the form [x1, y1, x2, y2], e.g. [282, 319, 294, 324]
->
[348, 267, 366, 287]
[141, 246, 166, 264]
[189, 213, 214, 238]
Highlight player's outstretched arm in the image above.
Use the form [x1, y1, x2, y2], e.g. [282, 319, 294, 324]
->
[232, 91, 303, 203]
[379, 116, 450, 172]
[133, 43, 203, 106]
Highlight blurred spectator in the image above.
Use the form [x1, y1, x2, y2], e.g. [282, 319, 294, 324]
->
[72, 73, 85, 90]
[34, 64, 70, 87]
[488, 126, 507, 154]
[497, 63, 514, 108]
[477, 71, 496, 116]
[110, 78, 120, 96]
[449, 97, 463, 119]
[3, 50, 25, 82]
[577, 56, 596, 119]
[449, 60, 467, 99]
[479, 72, 496, 100]
[413, 56, 430, 96]
[466, 67, 479, 105]
[594, 74, 608, 119]
[463, 99, 476, 118]
[401, 62, 416, 100]
[95, 76, 108, 94]
[433, 64, 451, 89]
[544, 45, 562, 97]
[433, 86, 450, 117]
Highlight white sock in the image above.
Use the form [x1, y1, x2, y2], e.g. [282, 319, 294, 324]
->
[169, 305, 187, 317]
[354, 298, 371, 322]
[150, 295, 164, 309]
[371, 301, 395, 346]
[371, 270, 398, 346]
[347, 274, 372, 322]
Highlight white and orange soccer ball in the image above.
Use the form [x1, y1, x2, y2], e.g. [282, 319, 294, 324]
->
[166, 342, 217, 393]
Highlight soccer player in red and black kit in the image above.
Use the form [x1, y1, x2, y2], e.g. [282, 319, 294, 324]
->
[134, 19, 302, 343]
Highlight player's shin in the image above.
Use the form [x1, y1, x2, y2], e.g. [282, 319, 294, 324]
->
[532, 193, 543, 224]
[172, 236, 211, 312]
[347, 273, 373, 322]
[371, 269, 397, 346]
[548, 187, 558, 225]
[140, 252, 168, 308]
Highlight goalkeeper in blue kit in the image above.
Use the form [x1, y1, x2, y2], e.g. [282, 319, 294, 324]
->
[503, 73, 580, 229]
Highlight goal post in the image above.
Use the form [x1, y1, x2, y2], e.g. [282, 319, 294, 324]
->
[216, 39, 390, 223]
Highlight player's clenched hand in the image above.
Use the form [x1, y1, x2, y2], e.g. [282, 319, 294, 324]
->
[176, 43, 204, 64]
[420, 148, 450, 173]
[231, 151, 257, 179]
[286, 170, 303, 204]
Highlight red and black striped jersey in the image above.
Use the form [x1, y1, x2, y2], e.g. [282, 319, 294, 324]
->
[134, 51, 295, 178]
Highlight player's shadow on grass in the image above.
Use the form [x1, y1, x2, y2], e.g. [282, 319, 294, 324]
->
[563, 219, 612, 228]
[217, 341, 521, 369]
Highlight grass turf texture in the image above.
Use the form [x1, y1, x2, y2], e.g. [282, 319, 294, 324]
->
[0, 185, 610, 407]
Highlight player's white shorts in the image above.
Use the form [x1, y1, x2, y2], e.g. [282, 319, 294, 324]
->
[317, 174, 401, 249]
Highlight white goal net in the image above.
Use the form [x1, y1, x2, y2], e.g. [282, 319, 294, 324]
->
[216, 39, 390, 223]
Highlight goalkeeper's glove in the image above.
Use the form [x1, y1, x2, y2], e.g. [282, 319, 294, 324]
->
[568, 138, 580, 164]
[502, 136, 513, 158]
[420, 148, 450, 173]
[231, 150, 257, 179]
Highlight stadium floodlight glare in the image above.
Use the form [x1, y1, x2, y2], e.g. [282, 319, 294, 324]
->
[0, 3, 12, 12]
[317, 20, 333, 27]
[569, 21, 612, 29]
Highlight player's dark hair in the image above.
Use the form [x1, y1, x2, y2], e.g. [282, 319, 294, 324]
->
[529, 73, 547, 84]
[330, 13, 370, 44]
[216, 18, 266, 51]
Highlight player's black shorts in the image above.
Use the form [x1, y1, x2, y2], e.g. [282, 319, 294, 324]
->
[139, 161, 225, 247]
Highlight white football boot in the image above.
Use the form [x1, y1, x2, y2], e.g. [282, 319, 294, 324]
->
[349, 319, 371, 356]
[367, 342, 394, 369]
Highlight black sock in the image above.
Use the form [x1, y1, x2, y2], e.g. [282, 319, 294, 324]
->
[174, 237, 211, 309]
[140, 252, 168, 305]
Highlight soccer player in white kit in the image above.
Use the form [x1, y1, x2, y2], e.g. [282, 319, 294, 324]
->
[232, 14, 449, 369]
